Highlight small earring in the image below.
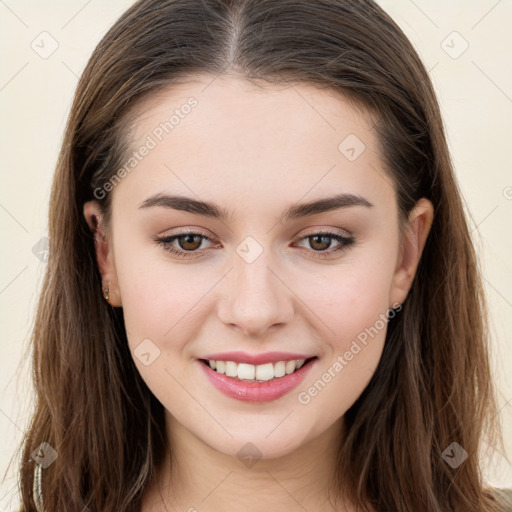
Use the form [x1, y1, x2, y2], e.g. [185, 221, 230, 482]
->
[103, 281, 111, 301]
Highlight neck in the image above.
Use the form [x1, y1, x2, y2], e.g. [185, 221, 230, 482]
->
[141, 413, 358, 512]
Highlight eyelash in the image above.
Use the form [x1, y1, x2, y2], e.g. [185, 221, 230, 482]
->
[153, 229, 355, 260]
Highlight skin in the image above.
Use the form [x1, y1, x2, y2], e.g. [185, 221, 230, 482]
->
[84, 74, 433, 511]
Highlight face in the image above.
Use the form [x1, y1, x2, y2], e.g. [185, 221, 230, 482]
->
[84, 74, 432, 461]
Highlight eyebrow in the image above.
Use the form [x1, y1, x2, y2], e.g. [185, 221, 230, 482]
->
[138, 192, 373, 221]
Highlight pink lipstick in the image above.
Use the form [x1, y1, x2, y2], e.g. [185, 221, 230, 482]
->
[197, 355, 317, 402]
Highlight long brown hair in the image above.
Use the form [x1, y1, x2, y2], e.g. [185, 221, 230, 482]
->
[9, 0, 508, 510]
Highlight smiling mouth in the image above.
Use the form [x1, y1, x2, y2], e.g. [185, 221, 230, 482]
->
[199, 356, 318, 382]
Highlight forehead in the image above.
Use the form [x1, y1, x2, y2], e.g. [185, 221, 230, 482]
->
[127, 73, 374, 151]
[113, 74, 394, 216]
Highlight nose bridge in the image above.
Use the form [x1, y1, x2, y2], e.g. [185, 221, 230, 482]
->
[217, 234, 293, 336]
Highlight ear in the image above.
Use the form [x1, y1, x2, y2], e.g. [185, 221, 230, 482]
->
[83, 201, 122, 307]
[390, 198, 434, 306]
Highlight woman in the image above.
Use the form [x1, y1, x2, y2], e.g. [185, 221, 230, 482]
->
[12, 0, 511, 510]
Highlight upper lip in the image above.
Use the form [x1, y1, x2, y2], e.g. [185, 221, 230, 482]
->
[200, 351, 316, 366]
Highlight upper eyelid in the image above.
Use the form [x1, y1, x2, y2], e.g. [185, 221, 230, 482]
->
[157, 227, 352, 241]
[298, 226, 352, 239]
[154, 230, 355, 261]
[156, 229, 353, 247]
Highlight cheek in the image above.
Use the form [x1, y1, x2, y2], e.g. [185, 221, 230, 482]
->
[293, 248, 397, 421]
[115, 256, 210, 411]
[296, 244, 396, 350]
[118, 264, 214, 366]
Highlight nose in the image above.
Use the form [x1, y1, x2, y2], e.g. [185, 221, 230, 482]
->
[217, 248, 294, 337]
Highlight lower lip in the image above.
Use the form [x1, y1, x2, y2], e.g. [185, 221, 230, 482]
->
[197, 358, 317, 402]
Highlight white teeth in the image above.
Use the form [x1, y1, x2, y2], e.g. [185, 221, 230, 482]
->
[285, 360, 297, 374]
[274, 361, 286, 378]
[205, 358, 309, 381]
[225, 361, 238, 377]
[255, 363, 274, 381]
[237, 363, 255, 380]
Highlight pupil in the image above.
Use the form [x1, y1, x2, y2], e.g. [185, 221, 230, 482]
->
[181, 234, 200, 250]
[312, 235, 330, 250]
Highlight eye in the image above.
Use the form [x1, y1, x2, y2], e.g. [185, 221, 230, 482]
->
[153, 230, 216, 259]
[294, 230, 355, 259]
[153, 229, 355, 259]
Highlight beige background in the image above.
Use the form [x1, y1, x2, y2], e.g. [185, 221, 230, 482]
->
[1, 1, 511, 509]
